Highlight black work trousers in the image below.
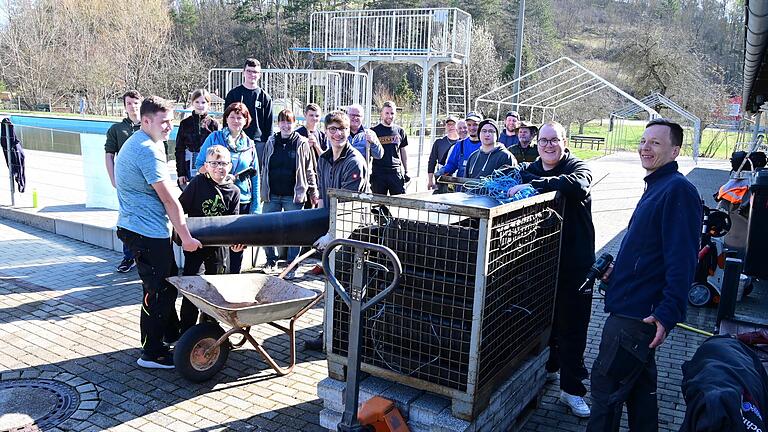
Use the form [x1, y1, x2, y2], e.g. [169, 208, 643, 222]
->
[180, 246, 225, 334]
[117, 228, 179, 358]
[371, 171, 405, 195]
[587, 314, 659, 432]
[546, 270, 593, 396]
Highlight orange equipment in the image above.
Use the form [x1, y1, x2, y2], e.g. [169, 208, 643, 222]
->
[358, 397, 410, 432]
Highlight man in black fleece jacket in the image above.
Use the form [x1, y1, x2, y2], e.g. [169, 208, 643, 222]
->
[587, 119, 702, 432]
[508, 121, 595, 418]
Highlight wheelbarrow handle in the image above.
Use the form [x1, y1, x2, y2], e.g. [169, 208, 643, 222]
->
[321, 238, 402, 312]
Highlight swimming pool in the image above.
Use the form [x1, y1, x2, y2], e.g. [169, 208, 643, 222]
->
[8, 114, 179, 138]
[5, 114, 178, 156]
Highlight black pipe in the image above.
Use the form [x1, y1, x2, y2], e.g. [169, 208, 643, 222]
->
[186, 208, 329, 247]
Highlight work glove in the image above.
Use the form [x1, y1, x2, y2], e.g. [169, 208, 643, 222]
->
[313, 233, 333, 251]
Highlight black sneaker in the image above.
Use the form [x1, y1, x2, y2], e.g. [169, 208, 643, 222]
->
[264, 260, 277, 271]
[303, 332, 324, 352]
[117, 258, 135, 273]
[136, 354, 174, 369]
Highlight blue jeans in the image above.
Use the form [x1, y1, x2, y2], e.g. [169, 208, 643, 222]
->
[123, 242, 134, 261]
[263, 194, 303, 263]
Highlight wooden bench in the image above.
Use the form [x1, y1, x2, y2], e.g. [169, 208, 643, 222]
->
[570, 135, 605, 150]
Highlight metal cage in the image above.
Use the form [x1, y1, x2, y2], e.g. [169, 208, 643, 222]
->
[324, 190, 563, 419]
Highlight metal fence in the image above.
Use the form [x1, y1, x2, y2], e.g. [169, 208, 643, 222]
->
[0, 96, 145, 117]
[309, 8, 471, 61]
[207, 68, 369, 116]
[325, 189, 562, 419]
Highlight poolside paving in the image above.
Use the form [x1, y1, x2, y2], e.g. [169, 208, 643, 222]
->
[1, 151, 764, 431]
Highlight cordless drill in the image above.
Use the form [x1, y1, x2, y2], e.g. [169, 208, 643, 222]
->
[578, 253, 614, 295]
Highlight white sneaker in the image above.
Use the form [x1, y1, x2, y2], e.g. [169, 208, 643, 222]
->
[546, 371, 559, 382]
[560, 391, 590, 418]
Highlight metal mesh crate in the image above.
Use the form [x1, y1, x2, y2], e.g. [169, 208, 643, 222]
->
[324, 190, 563, 420]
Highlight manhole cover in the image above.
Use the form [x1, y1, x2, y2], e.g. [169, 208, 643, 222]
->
[0, 379, 80, 432]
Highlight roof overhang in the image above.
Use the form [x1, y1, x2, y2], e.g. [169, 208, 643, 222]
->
[742, 0, 768, 114]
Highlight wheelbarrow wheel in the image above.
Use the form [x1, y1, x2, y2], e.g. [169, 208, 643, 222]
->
[174, 322, 230, 382]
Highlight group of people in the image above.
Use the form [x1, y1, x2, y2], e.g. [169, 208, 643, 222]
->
[426, 109, 542, 188]
[104, 58, 381, 369]
[427, 110, 701, 432]
[105, 56, 702, 432]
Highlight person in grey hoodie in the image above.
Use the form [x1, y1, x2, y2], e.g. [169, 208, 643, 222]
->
[465, 118, 518, 178]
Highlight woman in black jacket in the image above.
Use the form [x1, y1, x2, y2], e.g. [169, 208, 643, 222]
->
[176, 89, 219, 187]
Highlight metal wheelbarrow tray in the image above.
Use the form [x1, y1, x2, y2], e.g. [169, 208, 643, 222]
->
[167, 274, 323, 382]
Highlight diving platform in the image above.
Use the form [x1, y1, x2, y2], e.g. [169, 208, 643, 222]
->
[309, 8, 471, 65]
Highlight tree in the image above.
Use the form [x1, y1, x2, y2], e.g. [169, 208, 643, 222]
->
[395, 74, 417, 110]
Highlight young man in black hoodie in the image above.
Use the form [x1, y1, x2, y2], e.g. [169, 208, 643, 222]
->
[177, 145, 242, 334]
[224, 58, 273, 164]
[508, 121, 595, 418]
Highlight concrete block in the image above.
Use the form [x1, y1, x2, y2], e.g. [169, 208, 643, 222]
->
[319, 408, 342, 431]
[323, 397, 345, 414]
[381, 383, 423, 417]
[111, 229, 123, 252]
[82, 225, 114, 250]
[408, 423, 432, 432]
[434, 407, 472, 432]
[0, 208, 55, 232]
[409, 392, 450, 425]
[317, 377, 345, 405]
[55, 219, 83, 241]
[359, 376, 393, 404]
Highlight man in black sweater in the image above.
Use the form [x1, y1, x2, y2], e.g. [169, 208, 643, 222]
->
[224, 58, 273, 164]
[508, 121, 595, 418]
[371, 101, 409, 195]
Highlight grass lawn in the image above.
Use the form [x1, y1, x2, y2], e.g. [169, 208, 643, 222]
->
[569, 147, 605, 160]
[569, 121, 750, 160]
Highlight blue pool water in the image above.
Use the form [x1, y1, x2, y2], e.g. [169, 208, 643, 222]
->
[8, 114, 179, 139]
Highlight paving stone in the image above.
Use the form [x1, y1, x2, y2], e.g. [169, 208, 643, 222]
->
[0, 154, 745, 432]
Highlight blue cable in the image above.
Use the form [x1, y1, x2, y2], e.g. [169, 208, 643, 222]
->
[462, 166, 538, 204]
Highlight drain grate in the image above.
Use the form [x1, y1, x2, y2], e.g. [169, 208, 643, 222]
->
[0, 379, 80, 432]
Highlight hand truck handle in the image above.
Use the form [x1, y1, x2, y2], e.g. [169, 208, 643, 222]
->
[321, 238, 402, 312]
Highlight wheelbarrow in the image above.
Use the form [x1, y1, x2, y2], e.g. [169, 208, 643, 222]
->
[167, 272, 324, 382]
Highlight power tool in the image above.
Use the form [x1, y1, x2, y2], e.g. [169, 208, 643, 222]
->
[578, 252, 614, 295]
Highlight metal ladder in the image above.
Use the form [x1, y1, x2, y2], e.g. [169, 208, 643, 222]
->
[444, 64, 469, 118]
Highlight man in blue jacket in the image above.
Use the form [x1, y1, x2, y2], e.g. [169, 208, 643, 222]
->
[587, 118, 702, 432]
[438, 111, 482, 178]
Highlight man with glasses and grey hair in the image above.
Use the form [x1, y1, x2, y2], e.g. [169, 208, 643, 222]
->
[507, 121, 595, 419]
[346, 103, 383, 163]
[224, 58, 273, 164]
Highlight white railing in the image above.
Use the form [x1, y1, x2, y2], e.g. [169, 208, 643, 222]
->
[207, 68, 369, 116]
[310, 8, 471, 61]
